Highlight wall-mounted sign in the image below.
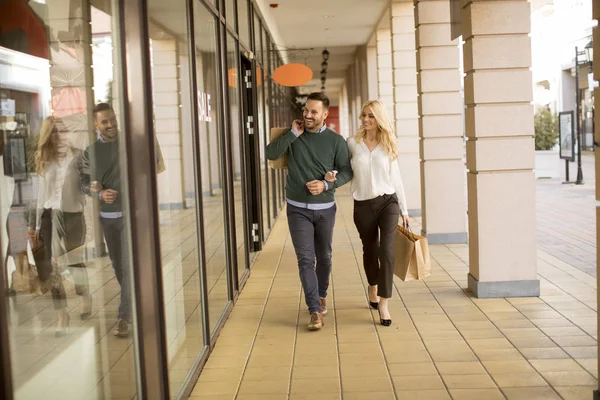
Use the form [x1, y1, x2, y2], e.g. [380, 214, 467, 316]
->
[198, 92, 212, 122]
[0, 99, 16, 117]
[559, 111, 575, 161]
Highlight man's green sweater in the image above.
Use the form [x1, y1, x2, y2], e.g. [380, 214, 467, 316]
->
[266, 127, 352, 204]
[81, 139, 123, 213]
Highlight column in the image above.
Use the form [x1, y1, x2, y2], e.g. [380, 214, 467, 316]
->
[414, 0, 467, 243]
[376, 28, 395, 119]
[367, 42, 379, 101]
[463, 0, 539, 297]
[391, 0, 421, 214]
[151, 39, 185, 210]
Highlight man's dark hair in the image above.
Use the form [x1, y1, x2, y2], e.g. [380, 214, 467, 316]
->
[306, 92, 330, 110]
[93, 102, 113, 117]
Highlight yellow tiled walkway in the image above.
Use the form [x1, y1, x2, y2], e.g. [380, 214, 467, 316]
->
[191, 192, 598, 400]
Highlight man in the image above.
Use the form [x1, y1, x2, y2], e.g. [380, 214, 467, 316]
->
[81, 103, 130, 337]
[266, 92, 352, 331]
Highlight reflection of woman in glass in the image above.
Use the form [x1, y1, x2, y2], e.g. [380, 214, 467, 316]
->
[32, 117, 90, 337]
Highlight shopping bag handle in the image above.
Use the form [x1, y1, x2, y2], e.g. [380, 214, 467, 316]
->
[399, 223, 417, 242]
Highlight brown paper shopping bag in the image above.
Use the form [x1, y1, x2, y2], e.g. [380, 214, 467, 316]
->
[268, 127, 289, 169]
[394, 225, 431, 281]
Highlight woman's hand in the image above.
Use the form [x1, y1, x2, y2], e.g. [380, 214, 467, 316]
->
[401, 215, 410, 228]
[324, 170, 337, 183]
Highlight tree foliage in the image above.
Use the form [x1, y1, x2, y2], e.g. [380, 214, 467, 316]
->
[534, 108, 559, 151]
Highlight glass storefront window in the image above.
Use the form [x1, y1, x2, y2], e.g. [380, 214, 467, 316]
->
[262, 27, 269, 73]
[193, 1, 230, 335]
[226, 34, 251, 285]
[1, 1, 139, 399]
[253, 14, 262, 65]
[226, 0, 236, 31]
[146, 0, 209, 397]
[237, 0, 250, 48]
[257, 67, 268, 238]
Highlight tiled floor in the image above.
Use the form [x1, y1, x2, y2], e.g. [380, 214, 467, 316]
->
[190, 175, 598, 399]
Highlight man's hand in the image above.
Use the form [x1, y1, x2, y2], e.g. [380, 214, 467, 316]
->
[91, 181, 102, 193]
[101, 189, 119, 204]
[306, 180, 325, 196]
[292, 119, 305, 136]
[324, 171, 337, 183]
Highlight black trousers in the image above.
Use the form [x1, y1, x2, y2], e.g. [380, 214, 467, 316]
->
[36, 209, 88, 309]
[353, 194, 400, 299]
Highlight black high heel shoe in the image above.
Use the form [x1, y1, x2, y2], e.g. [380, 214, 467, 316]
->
[368, 285, 379, 310]
[378, 309, 392, 327]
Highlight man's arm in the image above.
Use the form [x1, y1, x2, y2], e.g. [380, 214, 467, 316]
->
[266, 129, 298, 160]
[329, 137, 352, 189]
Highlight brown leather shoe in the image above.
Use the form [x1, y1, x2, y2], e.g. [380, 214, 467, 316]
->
[308, 312, 324, 331]
[320, 297, 328, 316]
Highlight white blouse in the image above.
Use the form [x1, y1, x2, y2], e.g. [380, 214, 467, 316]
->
[347, 136, 408, 215]
[35, 153, 85, 228]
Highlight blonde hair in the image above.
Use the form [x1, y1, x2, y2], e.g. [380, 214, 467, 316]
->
[355, 100, 398, 160]
[34, 117, 60, 176]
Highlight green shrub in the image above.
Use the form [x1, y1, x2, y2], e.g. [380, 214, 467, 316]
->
[534, 108, 559, 151]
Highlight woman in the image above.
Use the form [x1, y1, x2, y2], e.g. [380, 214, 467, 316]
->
[32, 117, 91, 337]
[327, 100, 409, 326]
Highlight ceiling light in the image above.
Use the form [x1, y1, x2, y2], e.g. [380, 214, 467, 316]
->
[322, 49, 330, 61]
[323, 15, 333, 18]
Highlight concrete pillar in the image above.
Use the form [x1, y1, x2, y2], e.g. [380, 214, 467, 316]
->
[391, 0, 421, 214]
[376, 28, 395, 119]
[414, 0, 467, 243]
[462, 0, 539, 297]
[367, 43, 379, 101]
[151, 39, 185, 210]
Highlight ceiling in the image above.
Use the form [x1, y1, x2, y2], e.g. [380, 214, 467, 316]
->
[256, 0, 389, 102]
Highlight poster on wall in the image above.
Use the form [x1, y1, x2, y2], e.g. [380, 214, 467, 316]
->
[559, 111, 575, 161]
[0, 98, 15, 117]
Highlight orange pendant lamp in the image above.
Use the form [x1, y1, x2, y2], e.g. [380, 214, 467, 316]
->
[272, 63, 313, 87]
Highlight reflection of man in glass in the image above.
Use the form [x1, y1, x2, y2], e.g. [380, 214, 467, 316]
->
[82, 103, 130, 338]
